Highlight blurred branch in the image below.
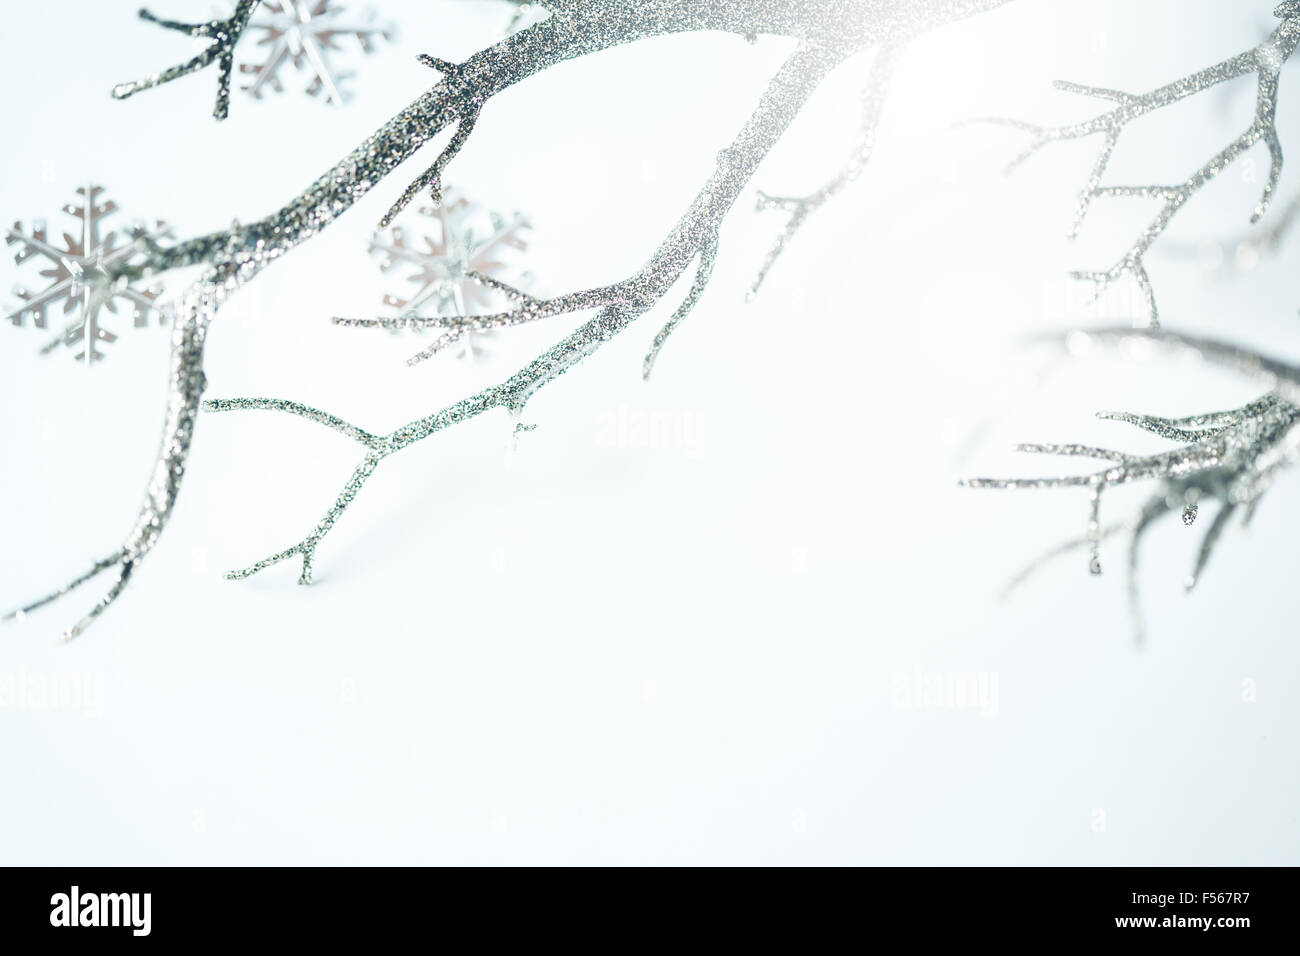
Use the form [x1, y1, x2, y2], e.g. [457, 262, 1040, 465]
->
[974, 8, 1300, 327]
[963, 328, 1300, 639]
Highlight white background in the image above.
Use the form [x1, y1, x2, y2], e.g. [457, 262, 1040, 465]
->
[1, 0, 1298, 864]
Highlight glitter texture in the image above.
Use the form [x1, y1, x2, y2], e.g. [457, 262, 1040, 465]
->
[978, 6, 1300, 327]
[747, 40, 903, 300]
[112, 1, 260, 120]
[8, 0, 1012, 638]
[367, 189, 532, 363]
[963, 328, 1300, 640]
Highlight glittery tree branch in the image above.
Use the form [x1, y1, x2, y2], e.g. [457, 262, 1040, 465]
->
[202, 397, 386, 448]
[204, 41, 846, 584]
[111, 1, 261, 121]
[978, 5, 1300, 327]
[747, 41, 904, 300]
[336, 277, 617, 363]
[963, 328, 1300, 639]
[642, 236, 719, 379]
[204, 311, 636, 584]
[3, 279, 227, 641]
[7, 0, 1012, 638]
[493, 1, 556, 35]
[1, 551, 134, 643]
[335, 233, 724, 378]
[342, 35, 910, 372]
[379, 55, 485, 228]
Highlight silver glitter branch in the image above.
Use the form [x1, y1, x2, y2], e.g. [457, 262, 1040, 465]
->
[7, 2, 1016, 637]
[979, 4, 1300, 327]
[747, 41, 904, 300]
[111, 1, 262, 120]
[336, 240, 724, 376]
[378, 54, 485, 229]
[337, 273, 616, 365]
[5, 278, 231, 641]
[207, 39, 850, 583]
[343, 15, 970, 368]
[201, 398, 385, 583]
[642, 236, 719, 380]
[963, 328, 1300, 639]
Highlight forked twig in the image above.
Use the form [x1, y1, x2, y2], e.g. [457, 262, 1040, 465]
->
[111, 1, 261, 120]
[747, 42, 904, 299]
[964, 327, 1300, 639]
[8, 0, 1013, 637]
[974, 8, 1300, 327]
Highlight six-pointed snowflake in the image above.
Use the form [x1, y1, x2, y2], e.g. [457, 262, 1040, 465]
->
[369, 190, 533, 363]
[5, 185, 172, 364]
[241, 0, 394, 106]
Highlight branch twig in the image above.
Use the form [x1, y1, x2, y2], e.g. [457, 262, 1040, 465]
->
[111, 1, 261, 120]
[974, 9, 1300, 327]
[962, 328, 1300, 639]
[8, 0, 1013, 637]
[206, 41, 848, 583]
[748, 42, 904, 300]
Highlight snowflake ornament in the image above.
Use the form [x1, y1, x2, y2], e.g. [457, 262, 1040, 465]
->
[368, 190, 532, 363]
[5, 185, 172, 364]
[241, 0, 394, 106]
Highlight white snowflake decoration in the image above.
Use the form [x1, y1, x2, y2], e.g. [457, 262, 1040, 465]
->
[240, 0, 393, 106]
[5, 185, 172, 364]
[368, 190, 532, 363]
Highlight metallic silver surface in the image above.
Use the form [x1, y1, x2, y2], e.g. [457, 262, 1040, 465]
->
[964, 328, 1300, 640]
[979, 8, 1300, 327]
[240, 0, 393, 106]
[5, 185, 172, 364]
[112, 0, 261, 120]
[7, 0, 1010, 638]
[367, 189, 532, 363]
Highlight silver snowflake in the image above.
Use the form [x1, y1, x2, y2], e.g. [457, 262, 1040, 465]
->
[13, 0, 1011, 638]
[368, 190, 532, 363]
[241, 0, 393, 106]
[5, 185, 172, 364]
